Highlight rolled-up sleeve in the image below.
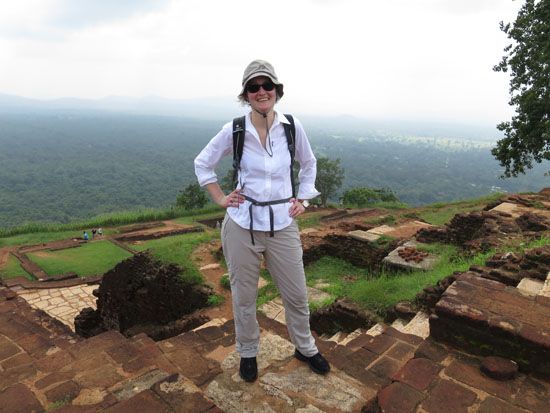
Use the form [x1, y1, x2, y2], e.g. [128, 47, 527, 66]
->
[194, 123, 233, 187]
[293, 117, 321, 200]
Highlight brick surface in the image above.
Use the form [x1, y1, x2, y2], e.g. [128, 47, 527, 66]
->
[74, 363, 124, 389]
[195, 326, 224, 342]
[377, 382, 424, 413]
[386, 341, 416, 361]
[106, 342, 142, 365]
[0, 383, 44, 413]
[392, 357, 441, 391]
[478, 397, 529, 413]
[369, 356, 402, 381]
[44, 380, 80, 403]
[444, 359, 518, 402]
[104, 389, 170, 413]
[383, 327, 423, 345]
[420, 379, 478, 413]
[152, 374, 217, 413]
[414, 340, 448, 362]
[1, 352, 33, 370]
[35, 371, 75, 390]
[35, 349, 74, 373]
[515, 376, 550, 413]
[359, 333, 396, 355]
[0, 336, 20, 360]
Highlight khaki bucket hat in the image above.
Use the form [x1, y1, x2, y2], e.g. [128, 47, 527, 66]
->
[241, 59, 284, 97]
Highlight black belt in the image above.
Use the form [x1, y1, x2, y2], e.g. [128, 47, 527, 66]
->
[242, 195, 291, 245]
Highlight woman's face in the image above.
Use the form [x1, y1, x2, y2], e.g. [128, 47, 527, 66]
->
[246, 76, 276, 114]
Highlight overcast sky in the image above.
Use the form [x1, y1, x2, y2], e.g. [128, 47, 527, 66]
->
[0, 0, 522, 125]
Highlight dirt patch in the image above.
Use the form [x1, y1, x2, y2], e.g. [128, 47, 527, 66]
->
[310, 298, 379, 335]
[191, 241, 234, 321]
[75, 252, 213, 340]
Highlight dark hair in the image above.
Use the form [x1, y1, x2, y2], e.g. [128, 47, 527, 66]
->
[237, 81, 284, 105]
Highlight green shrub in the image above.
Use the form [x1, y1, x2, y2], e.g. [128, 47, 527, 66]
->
[220, 274, 231, 290]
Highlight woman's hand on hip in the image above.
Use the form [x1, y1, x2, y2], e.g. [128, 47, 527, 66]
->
[289, 198, 306, 218]
[221, 188, 245, 209]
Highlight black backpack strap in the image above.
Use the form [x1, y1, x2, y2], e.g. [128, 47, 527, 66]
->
[283, 114, 296, 199]
[232, 116, 246, 189]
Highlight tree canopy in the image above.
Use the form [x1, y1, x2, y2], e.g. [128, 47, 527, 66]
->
[492, 0, 550, 177]
[315, 157, 344, 207]
[176, 183, 208, 210]
[341, 187, 399, 208]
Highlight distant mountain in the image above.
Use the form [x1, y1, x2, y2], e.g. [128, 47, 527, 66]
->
[0, 93, 500, 142]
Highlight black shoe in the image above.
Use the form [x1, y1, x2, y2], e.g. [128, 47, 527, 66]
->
[294, 349, 331, 375]
[239, 357, 258, 382]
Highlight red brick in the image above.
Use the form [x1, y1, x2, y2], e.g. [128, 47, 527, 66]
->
[0, 361, 37, 391]
[74, 363, 124, 389]
[35, 349, 74, 373]
[420, 379, 477, 413]
[17, 334, 55, 358]
[347, 347, 377, 366]
[35, 371, 75, 390]
[383, 327, 423, 345]
[386, 342, 415, 361]
[515, 375, 550, 413]
[106, 342, 142, 365]
[0, 336, 20, 360]
[444, 360, 518, 402]
[414, 340, 448, 362]
[392, 358, 441, 391]
[360, 333, 395, 354]
[0, 383, 44, 413]
[44, 380, 80, 404]
[478, 397, 528, 413]
[1, 352, 33, 370]
[377, 382, 424, 413]
[195, 326, 224, 342]
[519, 323, 550, 348]
[369, 356, 401, 380]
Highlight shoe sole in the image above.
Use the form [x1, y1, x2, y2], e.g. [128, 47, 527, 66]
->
[294, 352, 330, 375]
[239, 373, 257, 382]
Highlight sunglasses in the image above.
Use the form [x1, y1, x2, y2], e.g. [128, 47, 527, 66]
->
[246, 81, 276, 93]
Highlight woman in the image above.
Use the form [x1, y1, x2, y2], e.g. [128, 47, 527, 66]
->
[194, 59, 330, 382]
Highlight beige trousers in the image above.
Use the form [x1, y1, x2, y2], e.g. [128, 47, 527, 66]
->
[221, 214, 318, 358]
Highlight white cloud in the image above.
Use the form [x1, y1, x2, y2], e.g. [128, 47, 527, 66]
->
[0, 0, 522, 124]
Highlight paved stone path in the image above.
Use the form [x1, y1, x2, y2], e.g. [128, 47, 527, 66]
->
[17, 285, 97, 331]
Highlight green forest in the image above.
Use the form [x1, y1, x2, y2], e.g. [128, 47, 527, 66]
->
[0, 111, 547, 228]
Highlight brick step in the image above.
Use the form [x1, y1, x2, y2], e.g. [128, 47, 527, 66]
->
[430, 272, 550, 377]
[370, 338, 550, 413]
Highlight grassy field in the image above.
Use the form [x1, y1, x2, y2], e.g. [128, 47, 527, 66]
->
[27, 240, 132, 277]
[414, 193, 502, 226]
[131, 230, 219, 285]
[0, 231, 83, 248]
[0, 255, 33, 280]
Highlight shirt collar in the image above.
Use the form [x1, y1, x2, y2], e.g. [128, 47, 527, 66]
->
[246, 110, 290, 126]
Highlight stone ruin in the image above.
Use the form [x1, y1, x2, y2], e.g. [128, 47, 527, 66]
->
[75, 252, 212, 340]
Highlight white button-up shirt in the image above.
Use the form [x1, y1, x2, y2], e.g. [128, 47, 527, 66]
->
[194, 111, 320, 232]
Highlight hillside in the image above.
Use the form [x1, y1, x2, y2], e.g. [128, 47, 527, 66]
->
[1, 111, 548, 228]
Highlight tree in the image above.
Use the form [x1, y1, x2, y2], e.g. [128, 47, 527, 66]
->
[219, 168, 235, 193]
[492, 0, 550, 177]
[315, 157, 344, 207]
[176, 183, 208, 210]
[341, 187, 398, 208]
